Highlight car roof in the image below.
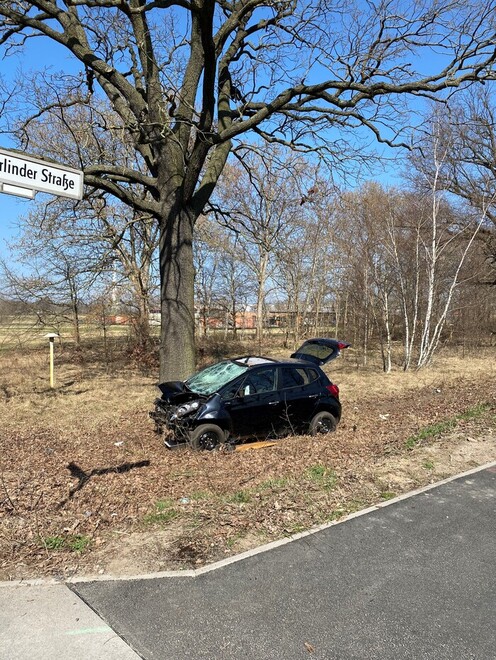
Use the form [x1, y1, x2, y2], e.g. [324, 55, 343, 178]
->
[232, 356, 318, 368]
[233, 356, 277, 366]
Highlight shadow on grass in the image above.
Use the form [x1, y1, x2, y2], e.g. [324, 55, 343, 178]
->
[57, 460, 151, 508]
[36, 381, 91, 396]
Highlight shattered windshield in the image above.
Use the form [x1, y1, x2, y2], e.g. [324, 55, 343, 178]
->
[185, 360, 249, 395]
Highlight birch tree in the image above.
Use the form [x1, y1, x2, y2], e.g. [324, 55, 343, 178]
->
[194, 217, 222, 336]
[384, 193, 422, 370]
[395, 112, 494, 367]
[414, 134, 491, 367]
[337, 184, 397, 369]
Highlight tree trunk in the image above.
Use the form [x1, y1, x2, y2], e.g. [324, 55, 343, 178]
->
[256, 251, 269, 344]
[69, 281, 81, 348]
[159, 207, 196, 382]
[363, 265, 369, 367]
[127, 269, 152, 351]
[334, 296, 340, 339]
[382, 291, 392, 373]
[133, 294, 152, 351]
[231, 296, 238, 337]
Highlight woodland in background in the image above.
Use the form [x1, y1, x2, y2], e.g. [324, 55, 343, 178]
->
[1, 153, 495, 372]
[2, 90, 496, 371]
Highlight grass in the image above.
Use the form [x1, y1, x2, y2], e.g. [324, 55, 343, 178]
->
[306, 465, 338, 491]
[225, 490, 252, 504]
[43, 535, 65, 551]
[0, 315, 137, 350]
[188, 490, 212, 501]
[285, 523, 307, 535]
[405, 420, 456, 449]
[0, 345, 154, 437]
[217, 467, 338, 517]
[68, 535, 92, 553]
[405, 403, 492, 450]
[458, 403, 493, 421]
[42, 534, 91, 553]
[144, 499, 179, 525]
[258, 477, 290, 490]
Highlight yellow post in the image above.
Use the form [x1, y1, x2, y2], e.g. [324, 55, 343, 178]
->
[49, 339, 54, 387]
[44, 333, 59, 389]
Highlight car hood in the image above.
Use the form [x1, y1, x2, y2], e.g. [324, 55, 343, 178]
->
[291, 338, 350, 365]
[157, 381, 206, 405]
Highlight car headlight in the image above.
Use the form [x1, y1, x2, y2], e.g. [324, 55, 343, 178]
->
[175, 400, 201, 418]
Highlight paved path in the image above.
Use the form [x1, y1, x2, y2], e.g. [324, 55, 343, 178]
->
[74, 464, 496, 660]
[2, 463, 495, 659]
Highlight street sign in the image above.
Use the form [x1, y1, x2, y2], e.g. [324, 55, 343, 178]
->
[0, 147, 83, 200]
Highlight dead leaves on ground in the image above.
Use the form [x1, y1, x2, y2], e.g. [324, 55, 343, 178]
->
[0, 375, 495, 580]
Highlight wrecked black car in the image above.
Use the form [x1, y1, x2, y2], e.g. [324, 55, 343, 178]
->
[150, 338, 350, 450]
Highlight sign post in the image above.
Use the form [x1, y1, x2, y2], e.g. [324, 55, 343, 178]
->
[0, 148, 83, 200]
[44, 333, 59, 389]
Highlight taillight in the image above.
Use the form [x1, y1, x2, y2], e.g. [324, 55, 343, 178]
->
[326, 383, 339, 398]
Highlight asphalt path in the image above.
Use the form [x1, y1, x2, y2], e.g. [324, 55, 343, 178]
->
[73, 464, 496, 660]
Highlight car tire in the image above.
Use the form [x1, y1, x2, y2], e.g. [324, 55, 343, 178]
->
[309, 411, 337, 435]
[190, 424, 226, 451]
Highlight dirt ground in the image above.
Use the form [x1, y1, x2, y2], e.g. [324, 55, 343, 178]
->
[0, 344, 495, 581]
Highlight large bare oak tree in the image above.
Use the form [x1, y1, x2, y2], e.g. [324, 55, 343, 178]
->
[1, 0, 496, 380]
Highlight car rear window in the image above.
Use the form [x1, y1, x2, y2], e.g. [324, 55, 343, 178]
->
[280, 367, 317, 389]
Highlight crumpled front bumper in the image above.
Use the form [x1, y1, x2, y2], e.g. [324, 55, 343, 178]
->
[149, 399, 193, 441]
[149, 398, 170, 430]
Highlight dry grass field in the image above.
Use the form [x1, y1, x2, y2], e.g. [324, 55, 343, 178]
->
[0, 335, 495, 581]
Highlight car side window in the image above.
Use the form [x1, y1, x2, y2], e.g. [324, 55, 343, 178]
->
[220, 377, 244, 400]
[280, 367, 311, 389]
[241, 367, 276, 396]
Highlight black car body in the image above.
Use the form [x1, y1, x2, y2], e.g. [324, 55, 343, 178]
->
[150, 338, 350, 450]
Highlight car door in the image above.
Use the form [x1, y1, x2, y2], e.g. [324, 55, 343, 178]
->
[278, 366, 321, 430]
[222, 366, 282, 438]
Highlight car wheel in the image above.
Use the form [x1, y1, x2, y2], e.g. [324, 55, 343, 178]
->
[190, 424, 226, 451]
[309, 411, 337, 435]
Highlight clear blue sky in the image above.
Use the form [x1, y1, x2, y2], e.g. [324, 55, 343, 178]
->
[0, 194, 27, 251]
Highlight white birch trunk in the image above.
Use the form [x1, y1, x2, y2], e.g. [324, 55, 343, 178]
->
[415, 133, 492, 368]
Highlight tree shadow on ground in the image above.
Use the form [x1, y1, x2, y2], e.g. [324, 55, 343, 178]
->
[57, 460, 150, 508]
